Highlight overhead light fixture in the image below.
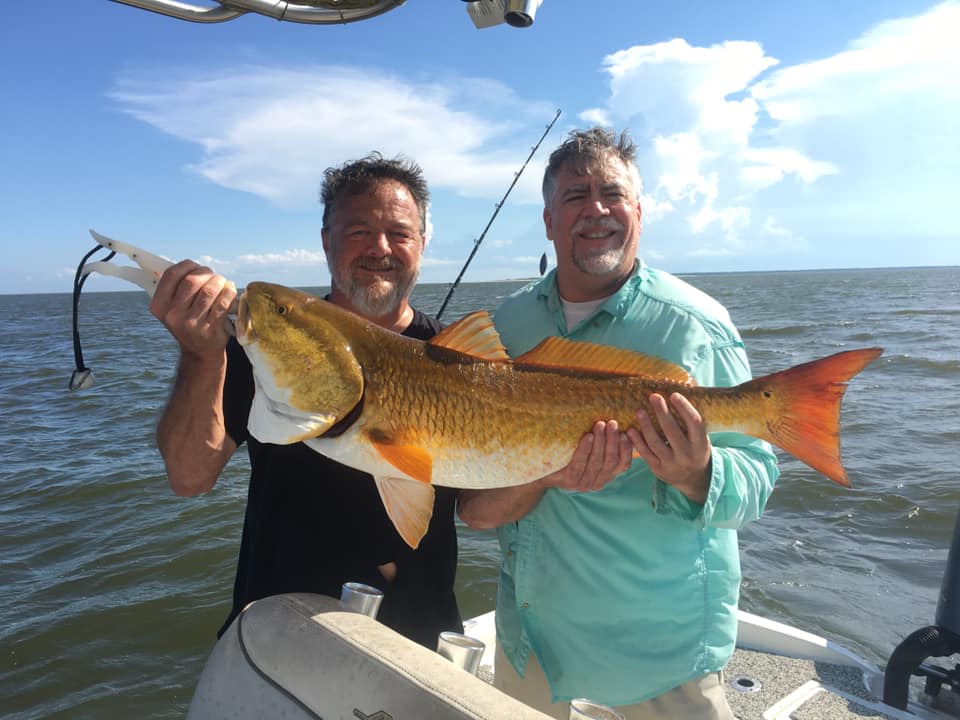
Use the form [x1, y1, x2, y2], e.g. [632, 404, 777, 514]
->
[465, 0, 544, 29]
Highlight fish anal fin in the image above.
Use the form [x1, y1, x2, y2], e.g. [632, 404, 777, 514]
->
[517, 336, 696, 385]
[374, 476, 435, 549]
[370, 438, 434, 485]
[428, 311, 510, 361]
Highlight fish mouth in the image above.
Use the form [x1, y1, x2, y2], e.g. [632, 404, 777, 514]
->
[235, 292, 257, 346]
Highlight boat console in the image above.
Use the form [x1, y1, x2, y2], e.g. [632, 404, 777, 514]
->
[186, 593, 550, 720]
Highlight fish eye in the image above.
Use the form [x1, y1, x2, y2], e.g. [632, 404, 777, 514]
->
[277, 304, 288, 316]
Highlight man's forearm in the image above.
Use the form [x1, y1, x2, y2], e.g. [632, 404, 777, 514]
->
[156, 351, 234, 496]
[457, 482, 548, 530]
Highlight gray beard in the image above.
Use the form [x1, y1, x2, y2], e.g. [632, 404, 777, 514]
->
[572, 244, 627, 276]
[335, 267, 419, 318]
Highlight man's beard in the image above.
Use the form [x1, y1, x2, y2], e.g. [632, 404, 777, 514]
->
[331, 255, 419, 318]
[570, 217, 629, 276]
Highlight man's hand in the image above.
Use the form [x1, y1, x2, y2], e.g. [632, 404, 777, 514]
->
[150, 261, 237, 358]
[542, 420, 634, 492]
[627, 393, 712, 504]
[458, 420, 634, 529]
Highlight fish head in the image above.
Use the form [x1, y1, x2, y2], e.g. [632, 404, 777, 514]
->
[236, 281, 364, 443]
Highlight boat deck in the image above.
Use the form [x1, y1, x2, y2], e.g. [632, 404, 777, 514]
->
[188, 593, 959, 720]
[465, 610, 939, 720]
[725, 646, 890, 719]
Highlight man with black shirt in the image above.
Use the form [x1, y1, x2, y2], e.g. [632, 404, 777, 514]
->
[149, 153, 461, 646]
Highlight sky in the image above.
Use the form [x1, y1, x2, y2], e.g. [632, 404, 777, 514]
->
[1, 0, 958, 294]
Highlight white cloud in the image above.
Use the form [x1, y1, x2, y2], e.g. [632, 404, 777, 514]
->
[235, 249, 327, 266]
[582, 2, 959, 264]
[739, 148, 839, 190]
[759, 216, 809, 253]
[654, 132, 711, 205]
[590, 38, 777, 143]
[751, 1, 960, 124]
[689, 245, 736, 258]
[110, 66, 554, 209]
[421, 256, 459, 268]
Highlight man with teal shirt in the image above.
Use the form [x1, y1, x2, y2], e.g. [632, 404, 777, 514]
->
[458, 127, 780, 719]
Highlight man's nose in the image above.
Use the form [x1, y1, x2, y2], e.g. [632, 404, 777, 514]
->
[365, 232, 391, 254]
[583, 194, 611, 217]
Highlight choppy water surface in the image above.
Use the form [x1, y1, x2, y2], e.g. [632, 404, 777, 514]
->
[1, 267, 958, 718]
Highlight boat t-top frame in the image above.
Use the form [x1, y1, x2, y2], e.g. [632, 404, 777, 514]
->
[107, 0, 544, 28]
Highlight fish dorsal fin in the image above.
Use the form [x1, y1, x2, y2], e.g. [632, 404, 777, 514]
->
[373, 476, 435, 549]
[515, 336, 696, 385]
[428, 311, 510, 361]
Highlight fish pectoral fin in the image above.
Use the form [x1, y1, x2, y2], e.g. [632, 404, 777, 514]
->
[248, 410, 337, 443]
[374, 476, 435, 550]
[370, 439, 434, 484]
[427, 311, 510, 361]
[516, 336, 696, 385]
[248, 389, 337, 443]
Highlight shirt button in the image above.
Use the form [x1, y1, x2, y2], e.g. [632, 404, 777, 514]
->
[521, 602, 530, 609]
[506, 551, 513, 557]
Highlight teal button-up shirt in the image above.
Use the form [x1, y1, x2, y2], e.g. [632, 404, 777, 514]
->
[492, 262, 780, 705]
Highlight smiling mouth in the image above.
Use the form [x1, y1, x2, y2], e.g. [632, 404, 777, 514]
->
[578, 229, 618, 241]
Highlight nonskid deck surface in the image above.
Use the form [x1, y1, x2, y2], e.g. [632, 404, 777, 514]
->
[724, 647, 889, 719]
[471, 647, 901, 719]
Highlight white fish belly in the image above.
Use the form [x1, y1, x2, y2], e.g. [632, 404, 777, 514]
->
[305, 424, 572, 490]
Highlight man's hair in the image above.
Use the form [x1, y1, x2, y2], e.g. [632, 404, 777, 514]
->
[320, 152, 430, 235]
[541, 127, 642, 205]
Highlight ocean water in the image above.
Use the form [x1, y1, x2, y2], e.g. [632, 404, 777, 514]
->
[1, 266, 958, 718]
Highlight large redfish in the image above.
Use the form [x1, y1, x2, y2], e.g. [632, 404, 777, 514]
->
[236, 281, 882, 548]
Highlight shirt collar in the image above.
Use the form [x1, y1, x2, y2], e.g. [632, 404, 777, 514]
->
[538, 259, 646, 321]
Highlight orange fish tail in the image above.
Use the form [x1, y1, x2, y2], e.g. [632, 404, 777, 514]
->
[746, 347, 882, 486]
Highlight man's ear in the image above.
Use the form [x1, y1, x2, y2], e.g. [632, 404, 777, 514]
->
[321, 228, 330, 254]
[543, 206, 553, 240]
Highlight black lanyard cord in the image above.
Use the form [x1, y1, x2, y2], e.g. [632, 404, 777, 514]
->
[69, 244, 116, 390]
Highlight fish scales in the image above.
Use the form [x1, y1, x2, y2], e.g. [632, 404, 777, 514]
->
[349, 336, 757, 484]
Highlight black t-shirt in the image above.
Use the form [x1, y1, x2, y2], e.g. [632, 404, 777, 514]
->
[219, 306, 462, 648]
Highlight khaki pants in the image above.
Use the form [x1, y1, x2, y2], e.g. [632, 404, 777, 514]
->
[494, 645, 736, 720]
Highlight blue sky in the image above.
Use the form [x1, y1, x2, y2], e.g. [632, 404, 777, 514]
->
[2, 0, 958, 294]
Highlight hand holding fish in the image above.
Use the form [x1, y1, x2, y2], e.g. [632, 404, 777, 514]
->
[543, 419, 635, 493]
[458, 423, 633, 528]
[628, 393, 713, 504]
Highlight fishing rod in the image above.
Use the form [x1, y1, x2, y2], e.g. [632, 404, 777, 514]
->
[435, 108, 561, 321]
